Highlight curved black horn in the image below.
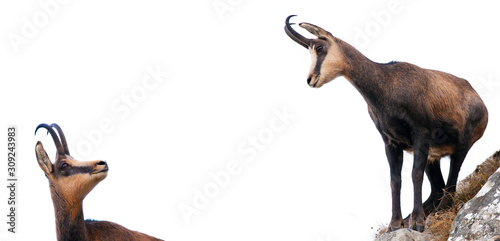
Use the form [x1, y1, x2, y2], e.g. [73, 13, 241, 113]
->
[284, 15, 310, 49]
[50, 123, 70, 155]
[35, 123, 65, 156]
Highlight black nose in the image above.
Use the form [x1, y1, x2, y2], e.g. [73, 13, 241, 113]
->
[96, 161, 107, 166]
[307, 76, 312, 85]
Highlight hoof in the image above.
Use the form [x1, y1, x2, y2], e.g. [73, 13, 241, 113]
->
[390, 226, 401, 232]
[409, 225, 425, 232]
[416, 225, 425, 232]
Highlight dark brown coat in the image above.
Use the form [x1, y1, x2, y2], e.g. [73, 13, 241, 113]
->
[285, 15, 488, 231]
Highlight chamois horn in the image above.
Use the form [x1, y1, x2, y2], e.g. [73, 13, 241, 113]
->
[35, 123, 65, 157]
[50, 123, 70, 155]
[284, 15, 311, 49]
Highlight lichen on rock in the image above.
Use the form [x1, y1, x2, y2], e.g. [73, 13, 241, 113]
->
[448, 169, 500, 241]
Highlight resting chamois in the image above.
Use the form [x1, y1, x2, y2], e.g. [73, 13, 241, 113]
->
[284, 15, 488, 231]
[35, 123, 162, 241]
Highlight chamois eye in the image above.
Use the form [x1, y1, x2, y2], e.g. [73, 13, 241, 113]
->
[61, 163, 70, 171]
[315, 45, 323, 52]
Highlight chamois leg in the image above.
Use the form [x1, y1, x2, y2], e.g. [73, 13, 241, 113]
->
[403, 158, 445, 225]
[409, 140, 429, 232]
[422, 159, 445, 214]
[437, 145, 470, 211]
[385, 144, 404, 231]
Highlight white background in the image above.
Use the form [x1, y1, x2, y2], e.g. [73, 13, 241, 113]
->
[1, 1, 499, 240]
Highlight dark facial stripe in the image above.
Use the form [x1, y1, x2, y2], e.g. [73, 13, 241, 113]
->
[313, 43, 330, 76]
[69, 166, 94, 175]
[59, 164, 94, 176]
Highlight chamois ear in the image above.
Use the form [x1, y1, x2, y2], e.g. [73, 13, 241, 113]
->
[299, 22, 333, 40]
[35, 141, 53, 176]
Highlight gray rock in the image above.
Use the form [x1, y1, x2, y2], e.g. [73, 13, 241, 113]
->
[487, 235, 500, 241]
[448, 168, 500, 241]
[375, 229, 434, 241]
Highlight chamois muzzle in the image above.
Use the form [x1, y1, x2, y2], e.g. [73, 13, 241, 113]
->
[92, 160, 109, 174]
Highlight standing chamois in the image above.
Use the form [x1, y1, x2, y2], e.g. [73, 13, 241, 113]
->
[35, 123, 162, 241]
[284, 15, 488, 232]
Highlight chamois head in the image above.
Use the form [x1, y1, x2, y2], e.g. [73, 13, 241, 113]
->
[285, 15, 346, 88]
[35, 123, 108, 203]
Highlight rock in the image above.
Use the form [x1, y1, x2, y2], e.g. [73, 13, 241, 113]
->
[375, 151, 500, 240]
[487, 235, 500, 241]
[375, 229, 434, 241]
[448, 168, 500, 241]
[456, 151, 500, 200]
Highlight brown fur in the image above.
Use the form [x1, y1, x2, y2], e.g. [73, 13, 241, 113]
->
[35, 124, 162, 241]
[86, 221, 161, 241]
[285, 16, 488, 232]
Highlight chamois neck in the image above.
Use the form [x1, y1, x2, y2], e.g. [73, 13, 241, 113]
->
[50, 186, 89, 241]
[337, 39, 387, 108]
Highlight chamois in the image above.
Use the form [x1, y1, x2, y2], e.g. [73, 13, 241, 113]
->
[285, 15, 488, 231]
[35, 123, 162, 241]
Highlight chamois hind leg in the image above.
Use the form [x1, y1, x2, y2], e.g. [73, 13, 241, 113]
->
[437, 144, 470, 211]
[423, 159, 445, 214]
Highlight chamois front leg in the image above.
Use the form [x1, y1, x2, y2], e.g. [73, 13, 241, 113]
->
[385, 144, 404, 231]
[403, 159, 445, 228]
[409, 139, 429, 232]
[403, 159, 445, 226]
